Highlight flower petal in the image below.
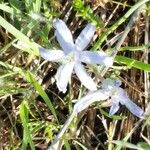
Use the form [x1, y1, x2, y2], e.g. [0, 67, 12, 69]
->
[74, 90, 109, 114]
[109, 99, 120, 115]
[53, 19, 75, 54]
[55, 62, 74, 93]
[74, 62, 97, 91]
[75, 24, 96, 51]
[80, 51, 113, 67]
[39, 47, 64, 62]
[121, 96, 144, 118]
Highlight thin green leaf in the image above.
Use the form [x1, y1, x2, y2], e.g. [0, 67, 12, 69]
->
[115, 56, 150, 71]
[99, 108, 127, 120]
[107, 44, 150, 52]
[9, 0, 22, 14]
[33, 0, 42, 13]
[64, 139, 72, 150]
[112, 140, 143, 150]
[0, 4, 13, 14]
[117, 45, 149, 51]
[20, 100, 35, 150]
[0, 16, 39, 55]
[0, 39, 17, 53]
[138, 142, 150, 150]
[25, 71, 58, 122]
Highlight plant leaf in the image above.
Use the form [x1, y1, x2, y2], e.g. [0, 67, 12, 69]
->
[115, 56, 150, 71]
[25, 71, 58, 122]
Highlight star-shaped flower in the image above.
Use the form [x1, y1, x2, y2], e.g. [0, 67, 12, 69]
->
[101, 78, 144, 118]
[39, 19, 113, 93]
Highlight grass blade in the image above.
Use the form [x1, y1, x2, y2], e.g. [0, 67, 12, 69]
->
[25, 71, 58, 122]
[112, 140, 143, 150]
[115, 56, 150, 71]
[20, 100, 35, 150]
[0, 16, 39, 55]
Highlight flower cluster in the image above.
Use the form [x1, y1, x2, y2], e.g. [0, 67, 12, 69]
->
[47, 78, 144, 150]
[39, 19, 144, 149]
[39, 18, 144, 120]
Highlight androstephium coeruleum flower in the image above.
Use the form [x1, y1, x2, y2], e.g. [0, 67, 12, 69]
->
[73, 78, 144, 118]
[39, 19, 113, 93]
[101, 78, 144, 118]
[48, 78, 144, 150]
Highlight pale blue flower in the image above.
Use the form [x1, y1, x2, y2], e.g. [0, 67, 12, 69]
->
[73, 78, 144, 118]
[39, 19, 113, 93]
[101, 78, 144, 118]
[48, 78, 144, 150]
[73, 90, 109, 114]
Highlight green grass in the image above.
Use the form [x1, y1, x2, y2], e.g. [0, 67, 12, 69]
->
[0, 0, 150, 149]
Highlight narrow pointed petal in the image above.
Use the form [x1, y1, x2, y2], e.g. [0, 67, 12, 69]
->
[75, 24, 96, 51]
[74, 62, 97, 91]
[109, 99, 120, 115]
[80, 51, 113, 67]
[53, 19, 75, 53]
[55, 62, 74, 93]
[121, 97, 144, 118]
[74, 90, 109, 114]
[39, 47, 64, 62]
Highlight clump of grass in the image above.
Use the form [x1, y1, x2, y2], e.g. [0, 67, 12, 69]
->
[0, 0, 150, 150]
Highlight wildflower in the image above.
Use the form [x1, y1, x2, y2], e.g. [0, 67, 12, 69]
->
[39, 19, 113, 93]
[48, 78, 144, 150]
[73, 78, 144, 118]
[101, 78, 144, 118]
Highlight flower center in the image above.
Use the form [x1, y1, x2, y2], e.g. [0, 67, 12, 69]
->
[62, 51, 79, 64]
[111, 89, 117, 96]
[111, 88, 121, 100]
